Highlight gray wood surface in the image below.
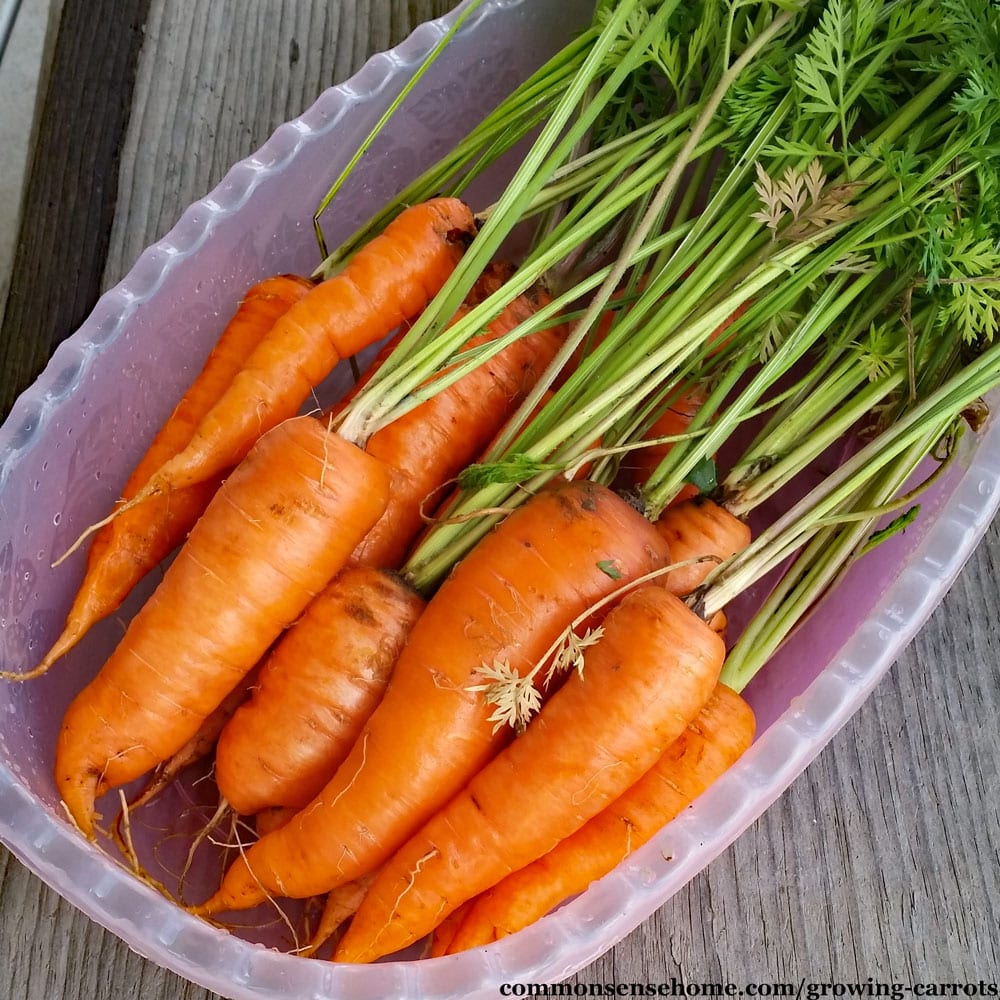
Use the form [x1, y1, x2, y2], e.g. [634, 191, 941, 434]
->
[2, 1, 998, 998]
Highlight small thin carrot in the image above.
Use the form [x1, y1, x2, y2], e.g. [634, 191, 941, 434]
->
[18, 275, 313, 680]
[441, 683, 754, 953]
[195, 480, 672, 915]
[214, 566, 424, 816]
[304, 870, 380, 957]
[127, 664, 261, 812]
[333, 584, 724, 963]
[54, 416, 391, 837]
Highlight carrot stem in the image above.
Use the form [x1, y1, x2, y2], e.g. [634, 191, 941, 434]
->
[311, 0, 490, 259]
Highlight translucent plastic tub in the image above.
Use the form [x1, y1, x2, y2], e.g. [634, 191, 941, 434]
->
[2, 2, 1000, 998]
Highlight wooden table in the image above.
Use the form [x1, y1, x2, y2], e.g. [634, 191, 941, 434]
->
[1, 2, 998, 997]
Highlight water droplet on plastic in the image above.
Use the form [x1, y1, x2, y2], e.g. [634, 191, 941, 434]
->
[53, 512, 62, 525]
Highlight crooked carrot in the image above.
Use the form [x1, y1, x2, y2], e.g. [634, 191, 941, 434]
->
[54, 416, 391, 837]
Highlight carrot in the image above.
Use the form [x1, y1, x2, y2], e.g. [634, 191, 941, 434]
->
[429, 900, 475, 958]
[121, 198, 475, 504]
[254, 807, 298, 838]
[617, 388, 708, 501]
[17, 275, 313, 680]
[655, 497, 752, 597]
[305, 870, 380, 956]
[54, 416, 391, 837]
[214, 566, 424, 816]
[194, 479, 672, 915]
[441, 683, 754, 953]
[333, 584, 725, 963]
[127, 665, 261, 812]
[352, 283, 566, 569]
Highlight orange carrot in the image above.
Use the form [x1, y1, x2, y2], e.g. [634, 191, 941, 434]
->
[441, 683, 754, 953]
[214, 566, 424, 816]
[655, 497, 752, 596]
[305, 870, 381, 956]
[429, 900, 475, 958]
[54, 416, 391, 837]
[617, 388, 708, 501]
[351, 283, 566, 569]
[195, 480, 672, 914]
[128, 665, 261, 812]
[20, 275, 313, 680]
[131, 198, 475, 500]
[334, 584, 724, 963]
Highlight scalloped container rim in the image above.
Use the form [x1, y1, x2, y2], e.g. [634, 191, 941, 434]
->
[2, 2, 999, 998]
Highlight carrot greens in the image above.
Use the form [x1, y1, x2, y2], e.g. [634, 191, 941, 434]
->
[376, 0, 1000, 601]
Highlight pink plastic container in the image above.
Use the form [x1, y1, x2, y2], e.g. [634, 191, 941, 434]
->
[2, 2, 999, 997]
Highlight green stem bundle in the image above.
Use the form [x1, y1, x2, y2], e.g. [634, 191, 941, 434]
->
[317, 0, 1000, 689]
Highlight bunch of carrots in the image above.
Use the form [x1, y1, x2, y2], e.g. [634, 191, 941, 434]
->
[6, 0, 1000, 968]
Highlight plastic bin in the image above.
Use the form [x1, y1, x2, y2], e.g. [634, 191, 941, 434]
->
[2, 2, 1000, 997]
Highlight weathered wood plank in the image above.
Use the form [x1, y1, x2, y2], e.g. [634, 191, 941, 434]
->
[0, 0, 152, 418]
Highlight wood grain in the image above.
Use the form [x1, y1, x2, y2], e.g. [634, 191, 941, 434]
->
[1, 0, 999, 997]
[0, 0, 152, 419]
